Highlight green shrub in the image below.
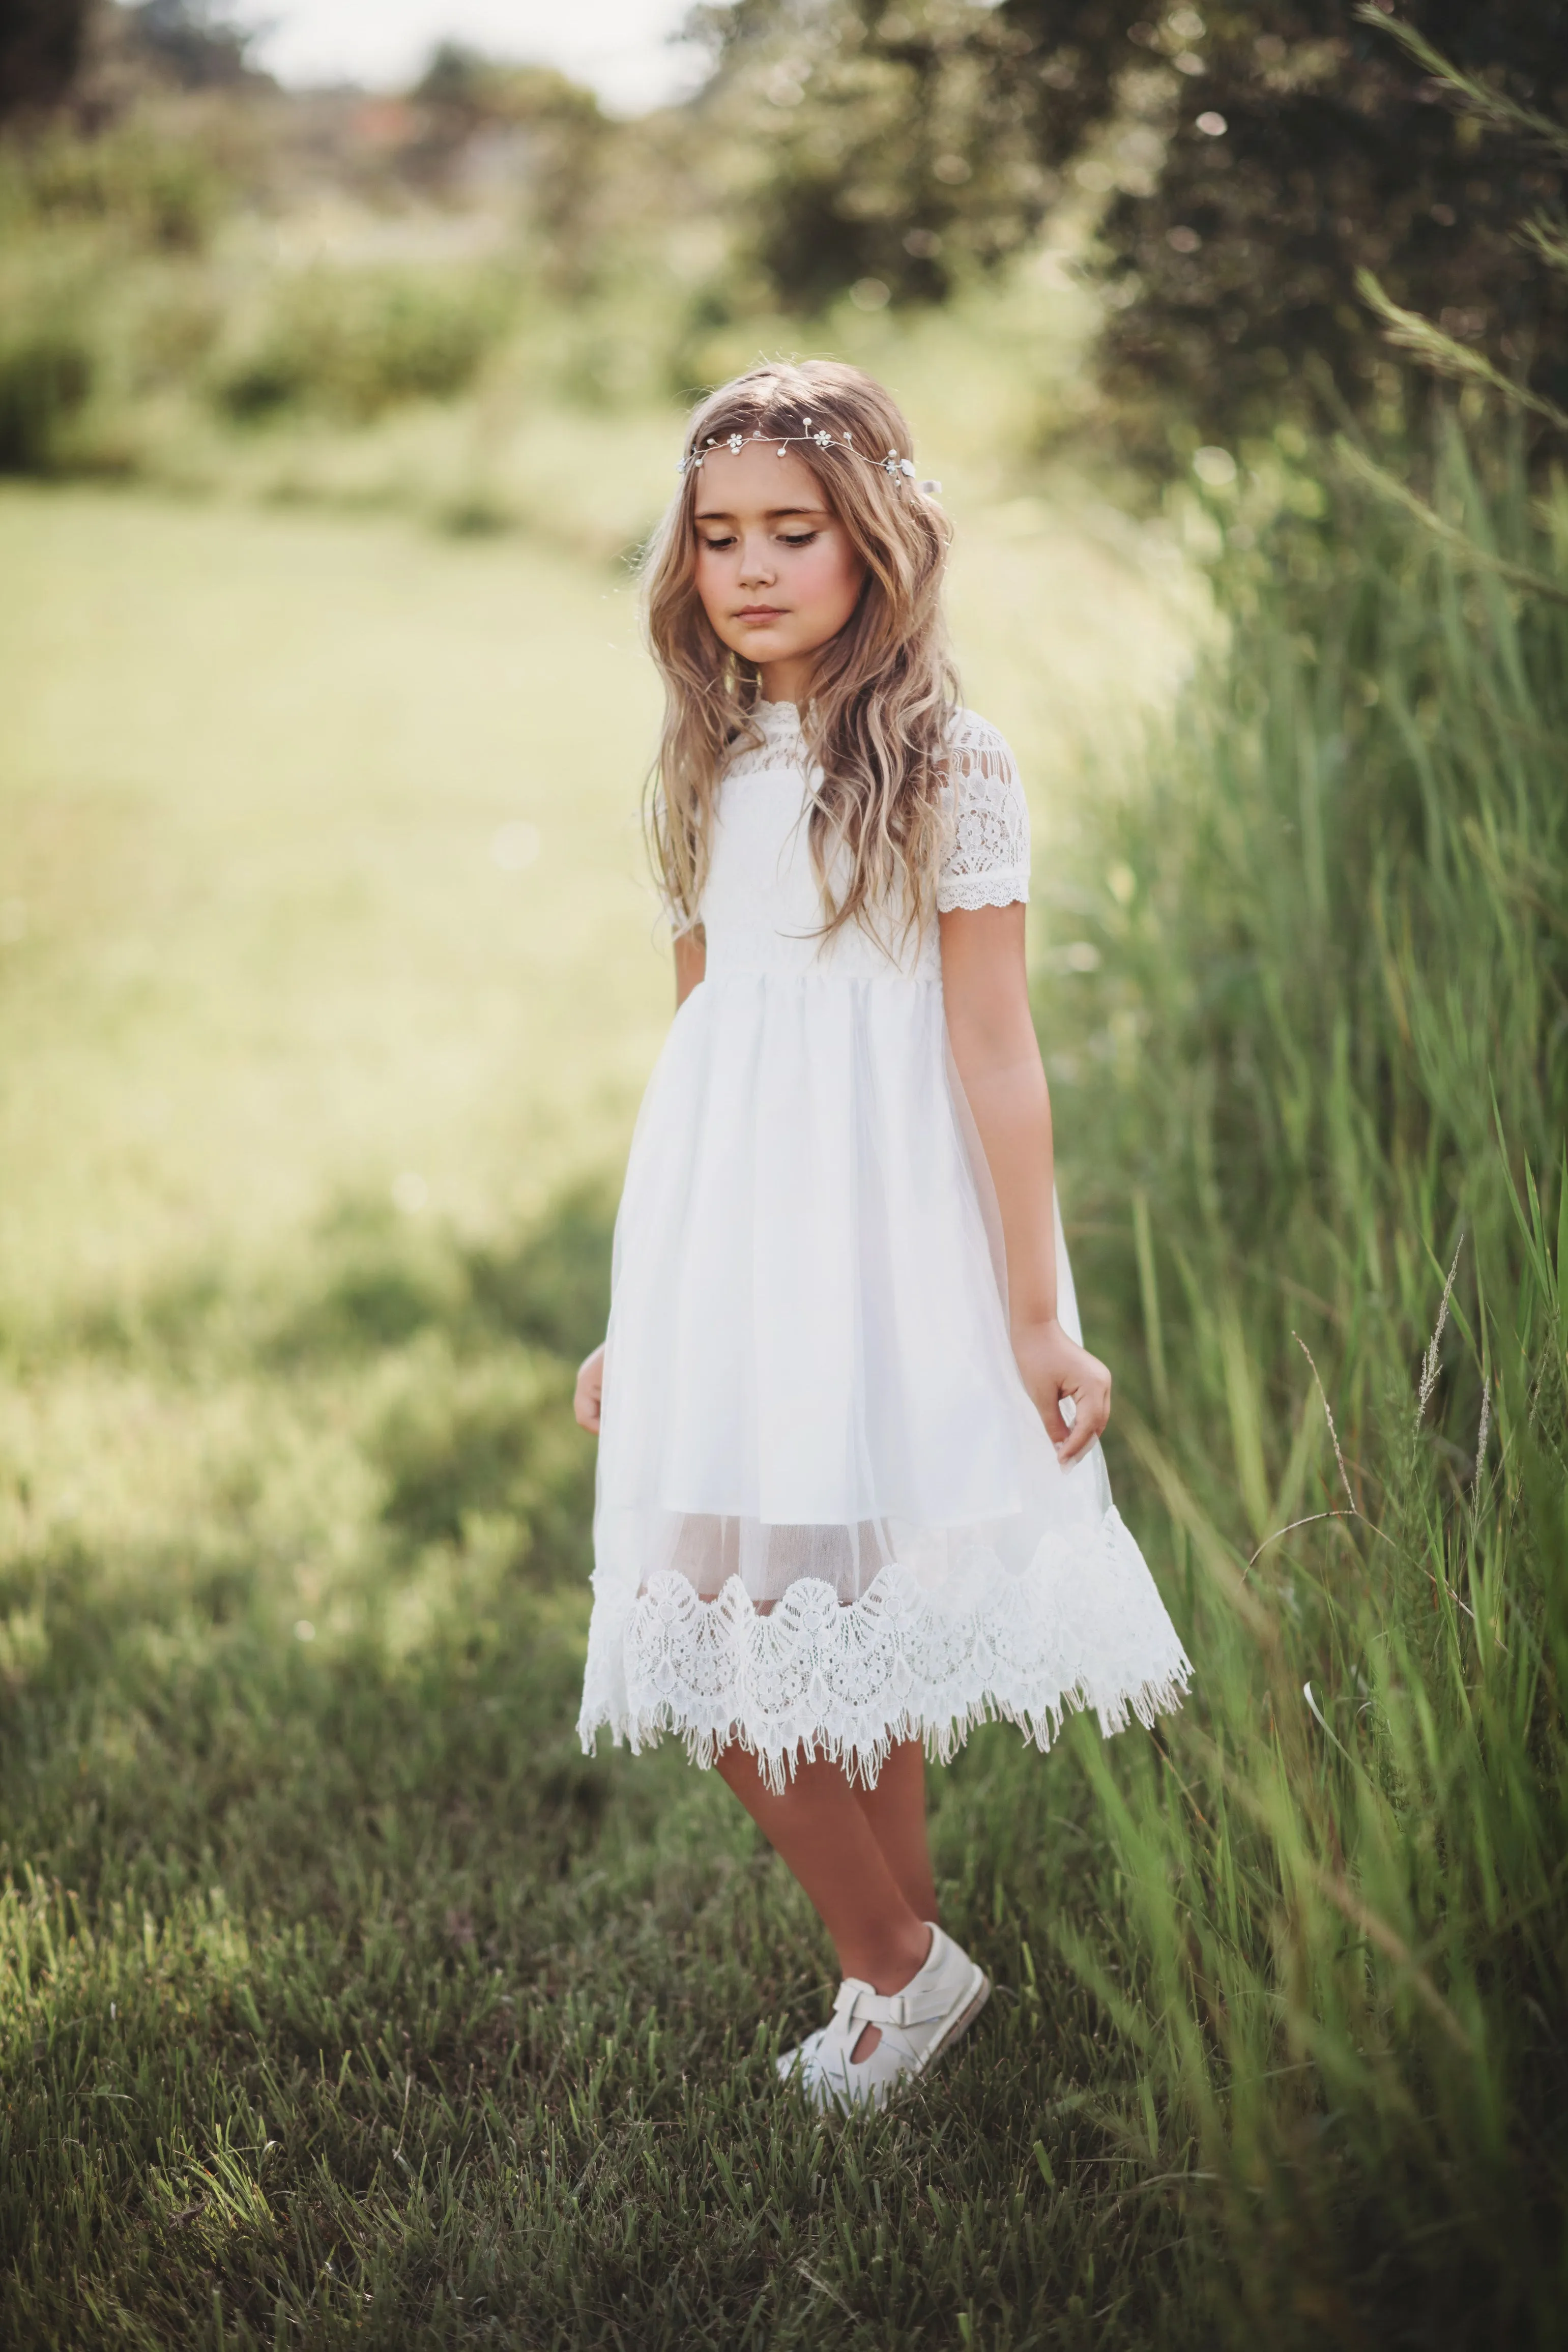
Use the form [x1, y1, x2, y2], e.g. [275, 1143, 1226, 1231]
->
[0, 316, 93, 472]
[211, 267, 512, 423]
[1, 120, 227, 252]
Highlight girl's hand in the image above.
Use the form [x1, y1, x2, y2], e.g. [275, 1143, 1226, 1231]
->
[1013, 1318, 1111, 1465]
[574, 1343, 606, 1435]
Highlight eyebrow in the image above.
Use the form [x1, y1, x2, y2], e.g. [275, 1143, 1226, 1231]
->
[693, 504, 830, 522]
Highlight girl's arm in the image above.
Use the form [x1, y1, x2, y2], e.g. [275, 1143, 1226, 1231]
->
[574, 926, 709, 1434]
[674, 924, 707, 1008]
[939, 902, 1111, 1465]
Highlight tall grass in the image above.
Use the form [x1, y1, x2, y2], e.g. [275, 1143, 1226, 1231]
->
[1035, 418, 1568, 2336]
[0, 419, 1562, 2345]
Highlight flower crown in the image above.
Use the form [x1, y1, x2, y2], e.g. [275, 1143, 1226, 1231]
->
[677, 418, 937, 495]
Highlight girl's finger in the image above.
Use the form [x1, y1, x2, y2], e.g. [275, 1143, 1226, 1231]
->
[573, 1374, 602, 1434]
[1056, 1382, 1107, 1463]
[1039, 1388, 1071, 1448]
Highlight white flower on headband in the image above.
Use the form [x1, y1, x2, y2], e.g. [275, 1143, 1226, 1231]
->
[676, 422, 933, 486]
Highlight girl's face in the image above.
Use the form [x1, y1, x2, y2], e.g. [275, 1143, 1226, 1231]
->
[692, 440, 867, 702]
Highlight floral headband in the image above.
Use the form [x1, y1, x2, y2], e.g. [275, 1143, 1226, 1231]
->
[678, 419, 938, 496]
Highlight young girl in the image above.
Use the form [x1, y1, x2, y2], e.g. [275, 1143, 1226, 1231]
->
[573, 360, 1189, 2112]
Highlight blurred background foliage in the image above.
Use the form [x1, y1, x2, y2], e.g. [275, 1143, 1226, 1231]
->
[0, 1, 1563, 490]
[699, 1, 1567, 462]
[3, 5, 1568, 2346]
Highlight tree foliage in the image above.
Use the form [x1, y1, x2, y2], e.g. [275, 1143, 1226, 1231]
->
[120, 0, 259, 91]
[703, 2, 1568, 456]
[1095, 2, 1568, 458]
[0, 0, 94, 123]
[701, 0, 1129, 305]
[407, 46, 612, 289]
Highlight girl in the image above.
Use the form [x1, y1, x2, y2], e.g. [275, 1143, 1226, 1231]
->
[573, 361, 1189, 2112]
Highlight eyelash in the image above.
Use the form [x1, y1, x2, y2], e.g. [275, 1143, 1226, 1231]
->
[699, 531, 819, 551]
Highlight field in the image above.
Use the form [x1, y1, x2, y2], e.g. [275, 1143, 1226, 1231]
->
[3, 431, 1562, 2345]
[0, 476, 1261, 2348]
[0, 475, 1194, 1325]
[5, 7, 1567, 2335]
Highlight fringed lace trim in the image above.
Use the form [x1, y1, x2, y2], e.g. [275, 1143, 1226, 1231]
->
[577, 1505, 1190, 1792]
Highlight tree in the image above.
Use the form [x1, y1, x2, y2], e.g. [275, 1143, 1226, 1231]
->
[408, 47, 613, 292]
[698, 0, 1131, 305]
[1093, 2, 1568, 460]
[121, 0, 259, 89]
[702, 2, 1568, 458]
[0, 0, 95, 121]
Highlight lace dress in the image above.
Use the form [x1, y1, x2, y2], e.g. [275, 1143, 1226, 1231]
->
[577, 701, 1190, 1788]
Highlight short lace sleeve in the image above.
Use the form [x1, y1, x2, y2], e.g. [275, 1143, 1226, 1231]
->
[936, 712, 1031, 913]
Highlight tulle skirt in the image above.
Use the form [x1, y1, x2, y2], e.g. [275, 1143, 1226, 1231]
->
[576, 968, 1190, 1788]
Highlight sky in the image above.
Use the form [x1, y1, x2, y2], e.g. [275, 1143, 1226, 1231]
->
[248, 1, 710, 116]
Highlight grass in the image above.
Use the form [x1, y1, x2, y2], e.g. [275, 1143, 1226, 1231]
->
[0, 1185, 1211, 2347]
[1, 415, 1562, 2343]
[0, 469, 1207, 2345]
[1026, 423, 1568, 2340]
[0, 475, 1191, 1331]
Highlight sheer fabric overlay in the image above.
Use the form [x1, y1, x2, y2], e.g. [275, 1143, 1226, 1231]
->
[577, 702, 1191, 1789]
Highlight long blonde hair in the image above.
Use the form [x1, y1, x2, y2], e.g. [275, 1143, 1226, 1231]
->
[641, 360, 959, 947]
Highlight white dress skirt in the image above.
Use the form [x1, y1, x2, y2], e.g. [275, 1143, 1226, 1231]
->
[577, 701, 1190, 1789]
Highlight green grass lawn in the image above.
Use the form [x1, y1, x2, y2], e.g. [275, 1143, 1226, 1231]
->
[0, 482, 1192, 1329]
[0, 483, 1214, 2349]
[0, 487, 673, 1327]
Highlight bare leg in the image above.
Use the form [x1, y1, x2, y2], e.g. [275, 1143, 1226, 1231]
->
[851, 1739, 938, 1925]
[716, 1739, 936, 2059]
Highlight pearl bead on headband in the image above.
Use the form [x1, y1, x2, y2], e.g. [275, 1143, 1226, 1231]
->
[678, 418, 940, 497]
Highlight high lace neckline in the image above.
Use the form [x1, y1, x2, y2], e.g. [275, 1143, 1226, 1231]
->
[755, 698, 804, 731]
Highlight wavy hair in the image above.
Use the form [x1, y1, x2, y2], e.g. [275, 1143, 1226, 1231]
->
[641, 360, 959, 948]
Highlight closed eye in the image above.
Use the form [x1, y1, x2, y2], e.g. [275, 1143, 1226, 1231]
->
[695, 529, 820, 550]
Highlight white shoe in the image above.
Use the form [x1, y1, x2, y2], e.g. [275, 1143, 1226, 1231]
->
[774, 2026, 828, 2085]
[796, 1925, 990, 2113]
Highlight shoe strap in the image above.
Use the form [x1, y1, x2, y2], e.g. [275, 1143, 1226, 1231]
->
[831, 1970, 948, 2033]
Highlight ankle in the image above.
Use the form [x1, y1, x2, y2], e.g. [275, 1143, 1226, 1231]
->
[843, 1919, 932, 1995]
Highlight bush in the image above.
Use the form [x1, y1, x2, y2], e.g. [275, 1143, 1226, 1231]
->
[0, 315, 92, 472]
[1, 119, 229, 251]
[211, 266, 513, 423]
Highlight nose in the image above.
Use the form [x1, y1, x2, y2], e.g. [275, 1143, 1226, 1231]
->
[737, 531, 777, 589]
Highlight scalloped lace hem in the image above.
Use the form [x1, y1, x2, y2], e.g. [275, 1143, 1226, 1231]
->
[577, 1504, 1191, 1792]
[935, 870, 1030, 913]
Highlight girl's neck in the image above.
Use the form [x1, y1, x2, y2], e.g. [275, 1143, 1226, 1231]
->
[759, 654, 815, 709]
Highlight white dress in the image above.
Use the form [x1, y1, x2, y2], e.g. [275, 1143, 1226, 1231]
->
[577, 701, 1190, 1788]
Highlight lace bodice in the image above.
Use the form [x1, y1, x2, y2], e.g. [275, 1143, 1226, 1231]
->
[718, 701, 1030, 918]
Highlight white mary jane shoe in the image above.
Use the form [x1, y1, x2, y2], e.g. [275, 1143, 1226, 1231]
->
[774, 2026, 828, 2086]
[792, 1924, 990, 2113]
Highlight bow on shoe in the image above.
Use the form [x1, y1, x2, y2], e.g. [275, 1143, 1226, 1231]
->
[830, 1973, 946, 2035]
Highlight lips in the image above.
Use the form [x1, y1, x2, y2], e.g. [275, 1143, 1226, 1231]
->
[734, 606, 785, 620]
